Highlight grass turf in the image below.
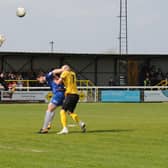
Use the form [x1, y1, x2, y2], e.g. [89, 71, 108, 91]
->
[0, 103, 168, 168]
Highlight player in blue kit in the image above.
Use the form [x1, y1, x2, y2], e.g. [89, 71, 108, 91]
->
[36, 71, 65, 134]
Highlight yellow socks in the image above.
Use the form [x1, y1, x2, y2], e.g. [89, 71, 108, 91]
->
[60, 110, 81, 128]
[70, 113, 80, 123]
[60, 110, 67, 127]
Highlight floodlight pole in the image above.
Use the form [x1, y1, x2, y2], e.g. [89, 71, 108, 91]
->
[118, 0, 128, 86]
[119, 0, 128, 55]
[49, 41, 54, 52]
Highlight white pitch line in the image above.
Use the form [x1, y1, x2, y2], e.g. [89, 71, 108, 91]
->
[68, 124, 77, 127]
[18, 148, 46, 153]
[0, 144, 12, 150]
[0, 144, 46, 153]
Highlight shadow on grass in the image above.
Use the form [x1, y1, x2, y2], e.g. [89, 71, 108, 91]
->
[36, 129, 135, 135]
[68, 129, 135, 134]
[86, 129, 135, 133]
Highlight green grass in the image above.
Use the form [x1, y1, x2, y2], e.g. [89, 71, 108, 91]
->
[0, 103, 168, 168]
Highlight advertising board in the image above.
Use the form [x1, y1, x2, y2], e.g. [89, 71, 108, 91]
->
[101, 90, 140, 102]
[1, 91, 49, 102]
[144, 90, 168, 102]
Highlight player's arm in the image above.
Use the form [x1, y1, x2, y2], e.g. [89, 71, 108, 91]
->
[55, 71, 67, 84]
[55, 77, 63, 85]
[52, 68, 65, 84]
[52, 68, 63, 75]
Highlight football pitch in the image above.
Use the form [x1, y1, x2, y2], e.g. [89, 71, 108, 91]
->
[0, 103, 168, 168]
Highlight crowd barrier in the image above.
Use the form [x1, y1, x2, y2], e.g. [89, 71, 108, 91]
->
[1, 86, 168, 103]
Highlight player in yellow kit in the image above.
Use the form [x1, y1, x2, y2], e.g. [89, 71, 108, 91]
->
[54, 65, 86, 134]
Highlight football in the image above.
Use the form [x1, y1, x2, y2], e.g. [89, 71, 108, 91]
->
[16, 7, 26, 17]
[0, 34, 5, 47]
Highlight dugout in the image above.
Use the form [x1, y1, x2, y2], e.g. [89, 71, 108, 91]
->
[0, 51, 168, 86]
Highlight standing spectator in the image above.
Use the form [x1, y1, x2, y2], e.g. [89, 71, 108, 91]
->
[0, 72, 8, 90]
[155, 68, 164, 84]
[16, 74, 23, 90]
[108, 77, 116, 86]
[144, 77, 151, 86]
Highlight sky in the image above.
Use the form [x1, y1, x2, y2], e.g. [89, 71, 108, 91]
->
[0, 0, 167, 54]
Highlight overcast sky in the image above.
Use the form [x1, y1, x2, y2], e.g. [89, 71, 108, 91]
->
[0, 0, 167, 54]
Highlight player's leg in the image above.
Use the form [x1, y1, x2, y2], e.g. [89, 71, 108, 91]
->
[39, 102, 57, 134]
[47, 109, 55, 129]
[69, 94, 86, 132]
[70, 112, 86, 132]
[70, 111, 86, 132]
[57, 109, 68, 134]
[43, 102, 56, 129]
[57, 96, 70, 134]
[40, 93, 65, 134]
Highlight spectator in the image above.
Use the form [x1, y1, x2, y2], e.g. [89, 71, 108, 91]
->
[108, 77, 116, 86]
[0, 72, 8, 90]
[155, 68, 164, 84]
[144, 77, 151, 86]
[16, 74, 23, 89]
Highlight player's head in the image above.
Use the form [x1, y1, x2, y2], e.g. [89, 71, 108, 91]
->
[36, 72, 46, 83]
[61, 65, 71, 71]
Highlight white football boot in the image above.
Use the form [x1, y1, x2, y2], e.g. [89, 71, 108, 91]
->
[57, 127, 69, 135]
[80, 122, 86, 133]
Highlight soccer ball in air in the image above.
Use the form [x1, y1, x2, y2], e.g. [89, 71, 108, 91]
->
[16, 7, 26, 17]
[0, 34, 5, 47]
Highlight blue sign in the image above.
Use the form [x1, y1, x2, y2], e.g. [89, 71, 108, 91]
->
[101, 90, 140, 102]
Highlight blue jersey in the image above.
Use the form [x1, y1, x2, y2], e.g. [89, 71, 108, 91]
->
[46, 72, 65, 106]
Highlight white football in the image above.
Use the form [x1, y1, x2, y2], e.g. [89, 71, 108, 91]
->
[0, 34, 5, 47]
[16, 7, 26, 17]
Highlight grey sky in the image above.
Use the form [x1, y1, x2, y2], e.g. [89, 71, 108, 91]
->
[0, 0, 167, 54]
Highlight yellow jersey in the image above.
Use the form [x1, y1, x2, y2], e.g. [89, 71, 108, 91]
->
[60, 70, 78, 95]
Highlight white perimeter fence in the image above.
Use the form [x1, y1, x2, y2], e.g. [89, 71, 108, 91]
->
[1, 86, 168, 103]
